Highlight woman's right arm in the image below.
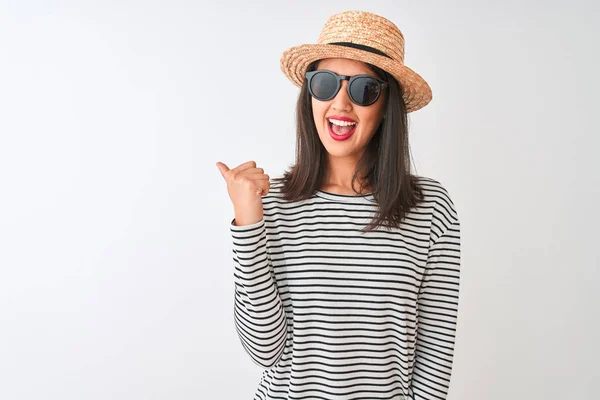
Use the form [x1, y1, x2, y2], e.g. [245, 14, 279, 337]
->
[230, 217, 288, 369]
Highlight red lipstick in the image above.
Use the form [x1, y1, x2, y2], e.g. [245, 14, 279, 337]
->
[327, 116, 357, 141]
[328, 115, 357, 123]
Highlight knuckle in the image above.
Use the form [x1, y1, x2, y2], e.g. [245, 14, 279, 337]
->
[232, 173, 242, 183]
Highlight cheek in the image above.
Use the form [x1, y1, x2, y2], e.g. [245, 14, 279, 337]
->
[311, 101, 327, 128]
[354, 115, 383, 140]
[357, 110, 382, 131]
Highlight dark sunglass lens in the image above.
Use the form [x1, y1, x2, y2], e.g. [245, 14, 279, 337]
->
[310, 71, 337, 100]
[350, 77, 382, 105]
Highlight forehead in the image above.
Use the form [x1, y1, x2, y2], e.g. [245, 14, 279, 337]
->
[316, 58, 376, 76]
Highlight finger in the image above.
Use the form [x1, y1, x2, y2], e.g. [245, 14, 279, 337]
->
[231, 160, 257, 174]
[245, 172, 269, 180]
[242, 167, 264, 175]
[256, 185, 270, 196]
[244, 175, 269, 195]
[215, 162, 230, 177]
[246, 175, 270, 193]
[235, 168, 265, 178]
[256, 178, 271, 196]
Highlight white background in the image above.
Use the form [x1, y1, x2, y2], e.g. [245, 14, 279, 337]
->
[1, 0, 598, 399]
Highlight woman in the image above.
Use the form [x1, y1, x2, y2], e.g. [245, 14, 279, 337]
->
[217, 10, 461, 400]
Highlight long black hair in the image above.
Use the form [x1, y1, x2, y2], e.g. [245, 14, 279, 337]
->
[273, 59, 424, 232]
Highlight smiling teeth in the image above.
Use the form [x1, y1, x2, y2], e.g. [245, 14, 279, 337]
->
[328, 119, 357, 126]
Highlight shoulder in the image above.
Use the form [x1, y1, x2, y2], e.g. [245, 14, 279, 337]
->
[268, 176, 285, 192]
[414, 176, 458, 217]
[264, 176, 287, 202]
[414, 175, 460, 241]
[259, 175, 294, 209]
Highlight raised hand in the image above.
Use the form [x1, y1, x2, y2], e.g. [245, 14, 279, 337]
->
[216, 160, 270, 226]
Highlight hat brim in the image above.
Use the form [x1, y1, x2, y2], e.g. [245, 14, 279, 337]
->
[280, 43, 432, 113]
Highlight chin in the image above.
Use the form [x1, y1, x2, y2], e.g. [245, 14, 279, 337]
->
[323, 145, 357, 157]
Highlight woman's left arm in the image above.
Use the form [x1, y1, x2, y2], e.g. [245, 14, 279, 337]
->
[411, 217, 461, 399]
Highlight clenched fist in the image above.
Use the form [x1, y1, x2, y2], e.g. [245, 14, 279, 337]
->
[216, 160, 270, 226]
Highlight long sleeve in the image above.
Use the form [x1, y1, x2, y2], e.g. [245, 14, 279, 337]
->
[411, 217, 461, 400]
[230, 217, 288, 369]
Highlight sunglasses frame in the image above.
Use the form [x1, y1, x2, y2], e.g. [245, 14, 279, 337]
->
[305, 69, 389, 106]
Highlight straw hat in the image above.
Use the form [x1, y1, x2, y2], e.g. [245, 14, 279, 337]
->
[280, 10, 432, 113]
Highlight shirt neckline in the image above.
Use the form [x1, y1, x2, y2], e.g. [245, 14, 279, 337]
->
[314, 189, 376, 203]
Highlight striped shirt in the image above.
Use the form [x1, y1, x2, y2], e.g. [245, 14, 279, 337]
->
[229, 176, 461, 400]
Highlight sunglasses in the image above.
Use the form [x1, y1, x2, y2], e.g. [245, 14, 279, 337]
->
[305, 69, 389, 106]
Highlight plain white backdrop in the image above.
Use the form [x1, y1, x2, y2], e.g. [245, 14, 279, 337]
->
[0, 0, 598, 399]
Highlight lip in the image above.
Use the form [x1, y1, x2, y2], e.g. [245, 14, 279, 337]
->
[327, 115, 357, 123]
[327, 120, 357, 141]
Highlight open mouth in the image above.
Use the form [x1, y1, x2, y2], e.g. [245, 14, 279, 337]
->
[327, 118, 357, 140]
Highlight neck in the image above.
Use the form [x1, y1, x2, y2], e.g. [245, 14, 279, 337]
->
[322, 154, 371, 194]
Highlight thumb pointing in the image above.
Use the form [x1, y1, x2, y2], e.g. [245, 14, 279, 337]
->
[216, 162, 229, 177]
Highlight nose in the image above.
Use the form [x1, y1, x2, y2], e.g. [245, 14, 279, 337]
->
[331, 80, 352, 111]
